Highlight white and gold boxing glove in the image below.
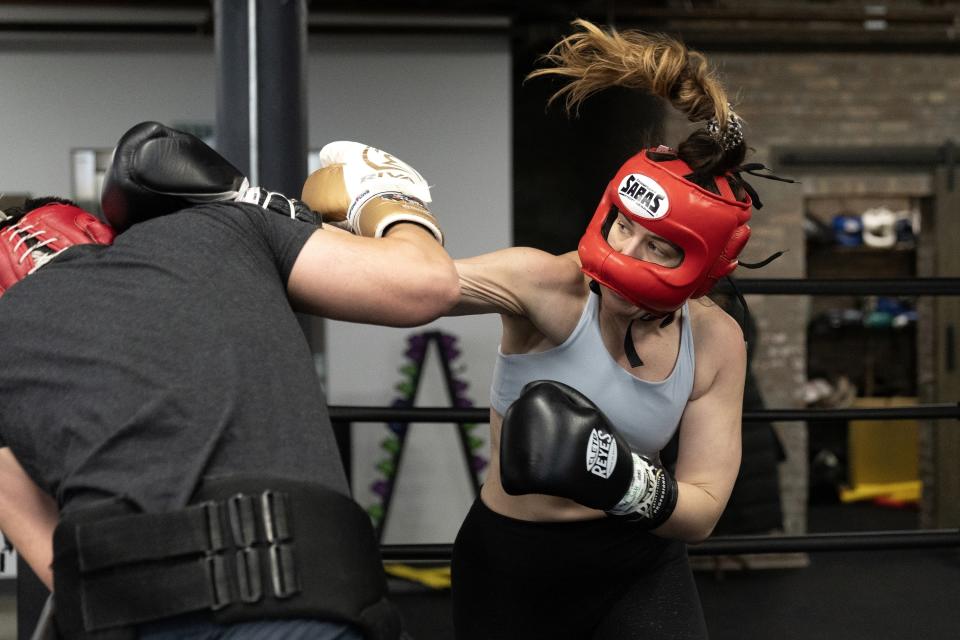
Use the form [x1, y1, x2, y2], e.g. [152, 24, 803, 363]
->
[301, 141, 443, 243]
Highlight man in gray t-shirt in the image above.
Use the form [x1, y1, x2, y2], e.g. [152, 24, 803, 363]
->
[1, 202, 340, 514]
[0, 127, 457, 639]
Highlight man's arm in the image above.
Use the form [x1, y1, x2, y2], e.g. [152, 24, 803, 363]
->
[0, 448, 57, 589]
[292, 141, 459, 326]
[100, 126, 459, 326]
[286, 222, 459, 327]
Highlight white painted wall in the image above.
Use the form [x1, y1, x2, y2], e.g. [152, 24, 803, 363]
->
[310, 35, 510, 545]
[0, 36, 216, 198]
[0, 31, 510, 545]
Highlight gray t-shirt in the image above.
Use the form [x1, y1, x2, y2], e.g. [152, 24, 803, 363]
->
[0, 203, 348, 514]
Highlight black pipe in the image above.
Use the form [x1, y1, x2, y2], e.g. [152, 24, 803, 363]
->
[214, 0, 307, 193]
[255, 0, 307, 197]
[213, 0, 251, 175]
[328, 403, 960, 424]
[380, 529, 960, 564]
[776, 146, 948, 167]
[715, 278, 960, 296]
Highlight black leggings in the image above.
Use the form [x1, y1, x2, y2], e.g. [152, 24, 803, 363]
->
[451, 498, 708, 640]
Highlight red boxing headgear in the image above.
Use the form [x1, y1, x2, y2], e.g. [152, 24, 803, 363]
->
[1, 202, 115, 297]
[578, 148, 752, 314]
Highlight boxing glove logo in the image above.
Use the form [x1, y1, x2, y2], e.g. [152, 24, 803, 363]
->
[616, 173, 669, 220]
[361, 147, 424, 186]
[586, 428, 618, 480]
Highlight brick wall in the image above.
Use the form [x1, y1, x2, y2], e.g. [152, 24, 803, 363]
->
[668, 52, 960, 532]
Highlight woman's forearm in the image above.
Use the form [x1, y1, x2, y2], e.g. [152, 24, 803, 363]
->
[652, 480, 728, 544]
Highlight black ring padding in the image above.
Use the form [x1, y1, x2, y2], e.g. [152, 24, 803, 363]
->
[747, 404, 960, 422]
[687, 530, 960, 554]
[328, 403, 960, 424]
[775, 145, 952, 167]
[715, 278, 960, 296]
[380, 543, 450, 564]
[379, 529, 960, 564]
[330, 407, 486, 423]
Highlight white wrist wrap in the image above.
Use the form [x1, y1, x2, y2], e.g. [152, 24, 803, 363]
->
[608, 453, 665, 519]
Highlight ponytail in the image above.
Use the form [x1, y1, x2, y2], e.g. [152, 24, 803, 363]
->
[528, 19, 746, 177]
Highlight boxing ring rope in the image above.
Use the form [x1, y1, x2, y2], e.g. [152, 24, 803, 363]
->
[330, 404, 960, 560]
[379, 529, 960, 564]
[329, 404, 960, 424]
[715, 277, 960, 296]
[331, 275, 960, 562]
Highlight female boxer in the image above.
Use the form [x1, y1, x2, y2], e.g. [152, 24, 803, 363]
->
[450, 20, 761, 639]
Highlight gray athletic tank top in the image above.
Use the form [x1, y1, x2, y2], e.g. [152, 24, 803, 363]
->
[490, 293, 695, 456]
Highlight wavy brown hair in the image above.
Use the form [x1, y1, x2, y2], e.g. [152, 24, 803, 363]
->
[527, 19, 746, 176]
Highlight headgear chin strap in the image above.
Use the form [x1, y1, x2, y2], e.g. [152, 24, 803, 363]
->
[578, 148, 752, 314]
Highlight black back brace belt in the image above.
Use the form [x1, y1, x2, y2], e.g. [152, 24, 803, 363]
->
[51, 475, 402, 640]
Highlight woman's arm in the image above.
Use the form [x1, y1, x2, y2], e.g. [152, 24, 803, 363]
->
[455, 246, 576, 316]
[654, 313, 747, 543]
[454, 248, 588, 353]
[0, 448, 57, 589]
[456, 246, 593, 316]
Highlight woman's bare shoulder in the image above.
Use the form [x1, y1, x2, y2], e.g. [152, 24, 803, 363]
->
[688, 298, 746, 362]
[687, 298, 747, 399]
[493, 246, 582, 280]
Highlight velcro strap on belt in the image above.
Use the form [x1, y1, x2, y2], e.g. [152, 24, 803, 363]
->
[75, 501, 226, 572]
[53, 476, 398, 640]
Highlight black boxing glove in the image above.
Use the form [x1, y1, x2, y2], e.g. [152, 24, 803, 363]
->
[500, 380, 678, 528]
[101, 121, 318, 231]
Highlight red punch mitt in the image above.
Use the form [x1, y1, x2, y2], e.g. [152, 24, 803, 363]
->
[0, 200, 115, 297]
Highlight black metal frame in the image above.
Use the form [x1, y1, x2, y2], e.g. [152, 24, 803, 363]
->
[349, 331, 483, 542]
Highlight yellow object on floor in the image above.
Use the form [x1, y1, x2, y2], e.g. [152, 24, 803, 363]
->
[840, 396, 922, 503]
[384, 563, 451, 589]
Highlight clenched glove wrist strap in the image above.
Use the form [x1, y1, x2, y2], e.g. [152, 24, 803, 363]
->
[608, 454, 678, 528]
[236, 185, 322, 226]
